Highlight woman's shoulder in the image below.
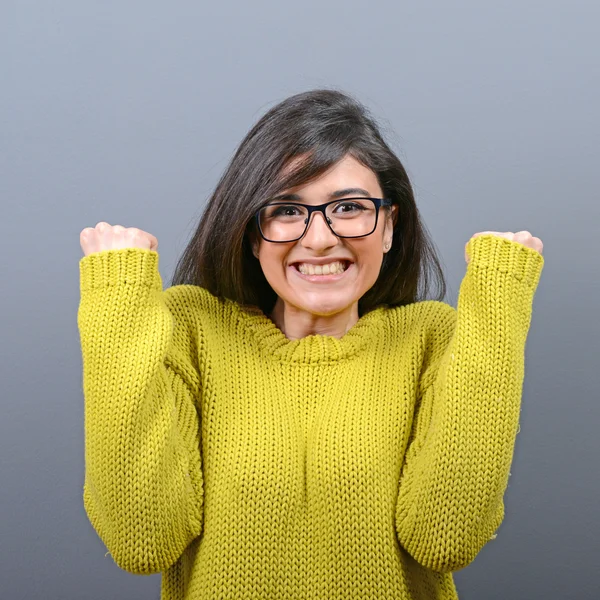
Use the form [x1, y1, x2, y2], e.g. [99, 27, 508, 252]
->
[163, 284, 243, 322]
[162, 284, 259, 344]
[381, 299, 456, 334]
[164, 283, 225, 307]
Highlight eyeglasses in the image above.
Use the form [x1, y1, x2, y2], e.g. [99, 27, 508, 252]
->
[254, 197, 394, 243]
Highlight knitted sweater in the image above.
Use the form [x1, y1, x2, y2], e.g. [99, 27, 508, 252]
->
[78, 234, 544, 599]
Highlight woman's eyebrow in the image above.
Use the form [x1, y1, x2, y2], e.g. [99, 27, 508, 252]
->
[270, 188, 371, 202]
[270, 193, 302, 202]
[329, 187, 371, 199]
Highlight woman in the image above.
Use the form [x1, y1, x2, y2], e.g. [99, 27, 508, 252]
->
[78, 89, 544, 600]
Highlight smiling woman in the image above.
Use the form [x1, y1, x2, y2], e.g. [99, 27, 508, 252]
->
[78, 88, 544, 600]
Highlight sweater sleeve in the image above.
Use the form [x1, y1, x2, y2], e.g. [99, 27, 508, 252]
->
[395, 234, 544, 573]
[78, 248, 204, 575]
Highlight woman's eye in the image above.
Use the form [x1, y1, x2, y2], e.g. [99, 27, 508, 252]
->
[272, 205, 301, 217]
[335, 202, 363, 213]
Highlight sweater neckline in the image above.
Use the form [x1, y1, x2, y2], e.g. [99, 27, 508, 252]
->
[234, 302, 388, 364]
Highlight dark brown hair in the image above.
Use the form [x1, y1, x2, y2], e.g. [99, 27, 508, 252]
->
[170, 89, 446, 317]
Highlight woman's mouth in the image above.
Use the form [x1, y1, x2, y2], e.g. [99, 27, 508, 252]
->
[290, 260, 354, 282]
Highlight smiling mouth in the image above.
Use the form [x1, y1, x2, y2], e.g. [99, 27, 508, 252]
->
[291, 260, 353, 277]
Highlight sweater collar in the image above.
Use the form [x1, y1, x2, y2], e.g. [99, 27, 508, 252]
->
[234, 302, 388, 364]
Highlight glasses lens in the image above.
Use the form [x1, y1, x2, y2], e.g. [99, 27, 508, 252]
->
[326, 198, 377, 237]
[258, 204, 309, 242]
[258, 199, 378, 242]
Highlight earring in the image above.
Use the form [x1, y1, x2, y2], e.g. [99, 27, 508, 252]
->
[384, 242, 391, 250]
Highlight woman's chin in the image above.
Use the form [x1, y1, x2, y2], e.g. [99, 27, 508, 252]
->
[293, 296, 356, 318]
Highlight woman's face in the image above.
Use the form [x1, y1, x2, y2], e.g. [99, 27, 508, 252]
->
[251, 155, 397, 319]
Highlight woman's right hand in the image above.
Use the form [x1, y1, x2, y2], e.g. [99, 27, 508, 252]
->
[80, 222, 159, 257]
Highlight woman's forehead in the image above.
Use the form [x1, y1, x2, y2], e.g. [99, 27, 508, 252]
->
[277, 154, 380, 197]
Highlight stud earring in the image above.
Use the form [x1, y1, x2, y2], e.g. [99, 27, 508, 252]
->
[384, 242, 391, 250]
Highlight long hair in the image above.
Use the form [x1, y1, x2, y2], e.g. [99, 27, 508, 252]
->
[170, 89, 446, 317]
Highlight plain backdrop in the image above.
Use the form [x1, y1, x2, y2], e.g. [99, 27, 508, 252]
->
[1, 1, 599, 599]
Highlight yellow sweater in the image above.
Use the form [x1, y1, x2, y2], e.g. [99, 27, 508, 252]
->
[78, 234, 544, 599]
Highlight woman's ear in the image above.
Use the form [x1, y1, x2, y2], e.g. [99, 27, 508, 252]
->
[248, 230, 260, 259]
[383, 205, 397, 252]
[390, 204, 399, 227]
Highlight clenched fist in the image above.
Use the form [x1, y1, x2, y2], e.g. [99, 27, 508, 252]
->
[80, 222, 159, 257]
[465, 231, 543, 264]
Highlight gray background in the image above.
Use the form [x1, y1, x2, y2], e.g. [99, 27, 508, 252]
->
[2, 0, 598, 598]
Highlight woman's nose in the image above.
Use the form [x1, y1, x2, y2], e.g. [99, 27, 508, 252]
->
[300, 211, 339, 248]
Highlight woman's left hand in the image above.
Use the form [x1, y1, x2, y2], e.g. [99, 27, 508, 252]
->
[465, 231, 544, 264]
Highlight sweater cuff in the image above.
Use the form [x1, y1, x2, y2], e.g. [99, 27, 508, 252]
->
[465, 234, 544, 291]
[79, 248, 163, 293]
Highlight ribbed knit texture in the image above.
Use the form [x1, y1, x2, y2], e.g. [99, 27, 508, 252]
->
[78, 234, 544, 599]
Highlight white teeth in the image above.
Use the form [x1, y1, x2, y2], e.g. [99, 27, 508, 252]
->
[297, 261, 347, 276]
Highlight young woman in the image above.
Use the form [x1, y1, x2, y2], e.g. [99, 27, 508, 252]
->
[78, 89, 544, 600]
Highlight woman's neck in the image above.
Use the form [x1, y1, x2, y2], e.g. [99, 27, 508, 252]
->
[269, 298, 360, 341]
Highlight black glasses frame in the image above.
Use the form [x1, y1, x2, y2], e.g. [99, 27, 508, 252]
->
[254, 197, 394, 243]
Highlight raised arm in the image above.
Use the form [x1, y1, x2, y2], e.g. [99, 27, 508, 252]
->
[78, 247, 204, 574]
[395, 234, 545, 572]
